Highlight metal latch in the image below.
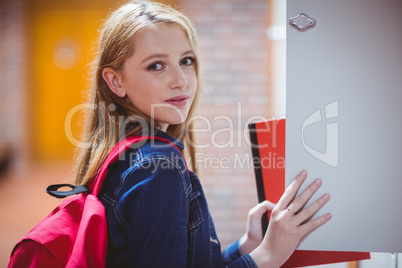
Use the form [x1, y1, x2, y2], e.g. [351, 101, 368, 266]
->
[289, 13, 316, 31]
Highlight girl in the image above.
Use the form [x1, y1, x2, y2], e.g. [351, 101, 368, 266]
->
[75, 0, 331, 267]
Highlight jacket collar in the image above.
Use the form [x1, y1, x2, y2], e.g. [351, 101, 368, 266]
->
[153, 129, 185, 151]
[125, 122, 184, 150]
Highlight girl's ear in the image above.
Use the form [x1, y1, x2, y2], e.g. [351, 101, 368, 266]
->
[102, 67, 127, 98]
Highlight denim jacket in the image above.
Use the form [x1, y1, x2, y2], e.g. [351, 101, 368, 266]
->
[99, 130, 257, 268]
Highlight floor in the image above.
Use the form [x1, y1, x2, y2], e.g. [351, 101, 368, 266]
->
[0, 163, 356, 268]
[0, 162, 73, 267]
[0, 162, 396, 268]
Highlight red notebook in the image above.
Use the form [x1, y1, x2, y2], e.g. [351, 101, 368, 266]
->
[248, 118, 370, 267]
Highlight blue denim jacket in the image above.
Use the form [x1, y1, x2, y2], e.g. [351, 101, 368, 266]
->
[99, 130, 257, 267]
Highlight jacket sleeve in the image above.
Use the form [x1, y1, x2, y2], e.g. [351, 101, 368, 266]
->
[117, 157, 189, 267]
[223, 239, 242, 264]
[223, 240, 258, 268]
[225, 255, 258, 268]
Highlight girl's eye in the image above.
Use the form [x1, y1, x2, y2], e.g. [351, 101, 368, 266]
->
[147, 62, 164, 71]
[181, 57, 195, 66]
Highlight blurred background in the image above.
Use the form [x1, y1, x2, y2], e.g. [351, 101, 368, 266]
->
[0, 0, 396, 267]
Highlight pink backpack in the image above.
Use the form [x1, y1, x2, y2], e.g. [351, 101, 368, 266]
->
[8, 136, 182, 267]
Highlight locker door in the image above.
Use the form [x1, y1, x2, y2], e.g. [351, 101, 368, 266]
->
[286, 0, 402, 252]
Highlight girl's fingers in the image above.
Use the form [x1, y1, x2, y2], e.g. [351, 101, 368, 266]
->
[295, 193, 330, 225]
[258, 200, 276, 213]
[249, 200, 276, 219]
[299, 212, 332, 235]
[287, 178, 322, 214]
[276, 170, 307, 210]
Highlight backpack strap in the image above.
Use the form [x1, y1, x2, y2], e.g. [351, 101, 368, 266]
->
[46, 184, 89, 199]
[46, 136, 187, 198]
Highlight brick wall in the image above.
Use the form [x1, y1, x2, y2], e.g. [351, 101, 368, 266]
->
[180, 0, 270, 248]
[0, 0, 28, 172]
[0, 0, 270, 250]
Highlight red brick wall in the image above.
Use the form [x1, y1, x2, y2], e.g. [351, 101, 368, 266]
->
[0, 0, 28, 172]
[180, 0, 270, 248]
[0, 0, 270, 251]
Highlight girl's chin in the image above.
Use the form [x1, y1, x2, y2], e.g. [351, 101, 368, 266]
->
[155, 113, 189, 126]
[155, 117, 188, 130]
[163, 119, 187, 127]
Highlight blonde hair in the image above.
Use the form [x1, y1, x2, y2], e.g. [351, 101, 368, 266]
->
[75, 0, 201, 186]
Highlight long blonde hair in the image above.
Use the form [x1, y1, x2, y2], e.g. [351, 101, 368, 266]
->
[74, 0, 201, 186]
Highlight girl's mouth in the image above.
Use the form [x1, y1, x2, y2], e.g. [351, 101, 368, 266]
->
[165, 95, 189, 107]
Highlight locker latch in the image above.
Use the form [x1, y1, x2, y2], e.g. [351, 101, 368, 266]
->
[289, 13, 316, 31]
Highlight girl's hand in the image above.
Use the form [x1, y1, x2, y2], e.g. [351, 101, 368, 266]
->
[239, 200, 276, 255]
[250, 170, 331, 267]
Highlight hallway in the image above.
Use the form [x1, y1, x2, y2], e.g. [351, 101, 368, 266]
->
[0, 162, 73, 267]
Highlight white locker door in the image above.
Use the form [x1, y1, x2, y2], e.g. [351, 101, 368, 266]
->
[286, 0, 402, 252]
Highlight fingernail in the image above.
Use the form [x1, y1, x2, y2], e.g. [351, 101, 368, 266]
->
[325, 213, 332, 221]
[313, 179, 321, 186]
[300, 170, 307, 176]
[321, 193, 330, 202]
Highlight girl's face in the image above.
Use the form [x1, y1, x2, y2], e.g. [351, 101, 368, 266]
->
[106, 24, 197, 132]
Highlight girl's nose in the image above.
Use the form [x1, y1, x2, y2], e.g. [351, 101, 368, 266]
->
[170, 66, 188, 90]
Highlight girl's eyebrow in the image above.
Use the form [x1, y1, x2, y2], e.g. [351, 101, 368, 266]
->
[141, 54, 168, 64]
[182, 50, 194, 56]
[141, 50, 194, 64]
